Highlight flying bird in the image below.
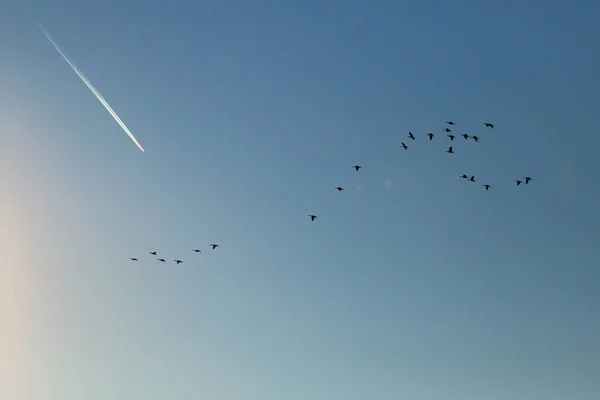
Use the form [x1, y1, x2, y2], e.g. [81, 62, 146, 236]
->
[36, 22, 145, 152]
[129, 257, 138, 261]
[482, 184, 491, 190]
[469, 176, 476, 182]
[401, 142, 408, 150]
[515, 180, 522, 186]
[335, 186, 344, 191]
[471, 135, 479, 142]
[462, 133, 470, 140]
[192, 249, 201, 253]
[309, 214, 318, 221]
[158, 258, 166, 262]
[408, 131, 415, 140]
[175, 260, 183, 264]
[460, 174, 468, 179]
[426, 133, 434, 140]
[483, 122, 494, 129]
[210, 244, 219, 249]
[523, 176, 532, 184]
[149, 251, 157, 256]
[446, 146, 454, 154]
[352, 165, 361, 171]
[447, 134, 455, 140]
[446, 121, 455, 125]
[443, 128, 452, 132]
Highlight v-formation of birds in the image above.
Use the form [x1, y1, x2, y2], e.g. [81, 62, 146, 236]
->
[130, 121, 532, 261]
[308, 121, 532, 221]
[130, 244, 219, 264]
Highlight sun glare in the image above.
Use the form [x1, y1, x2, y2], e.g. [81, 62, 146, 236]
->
[0, 117, 37, 400]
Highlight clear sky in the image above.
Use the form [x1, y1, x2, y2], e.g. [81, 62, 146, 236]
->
[2, 0, 600, 399]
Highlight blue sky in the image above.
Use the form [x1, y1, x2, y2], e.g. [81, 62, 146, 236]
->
[2, 0, 600, 399]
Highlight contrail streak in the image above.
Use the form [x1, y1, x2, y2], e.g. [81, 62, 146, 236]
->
[36, 21, 145, 152]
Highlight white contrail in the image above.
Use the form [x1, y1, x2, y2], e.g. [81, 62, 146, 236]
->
[36, 21, 145, 152]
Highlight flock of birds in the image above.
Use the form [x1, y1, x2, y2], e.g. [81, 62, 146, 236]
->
[129, 120, 533, 264]
[129, 244, 219, 264]
[308, 121, 533, 221]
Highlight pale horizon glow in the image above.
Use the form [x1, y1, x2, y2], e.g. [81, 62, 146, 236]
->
[0, 116, 37, 400]
[36, 21, 145, 153]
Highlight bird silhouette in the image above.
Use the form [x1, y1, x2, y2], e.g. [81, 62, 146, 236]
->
[335, 186, 344, 191]
[515, 180, 522, 186]
[192, 249, 201, 253]
[469, 176, 476, 182]
[149, 251, 157, 256]
[210, 244, 219, 249]
[483, 122, 494, 128]
[446, 146, 454, 154]
[175, 260, 183, 264]
[443, 128, 452, 133]
[158, 258, 166, 262]
[462, 133, 470, 140]
[352, 165, 361, 171]
[401, 142, 408, 150]
[426, 133, 434, 140]
[129, 257, 138, 261]
[471, 135, 479, 142]
[482, 184, 491, 190]
[408, 131, 415, 140]
[309, 214, 318, 221]
[523, 176, 532, 184]
[447, 134, 455, 140]
[460, 174, 468, 179]
[446, 121, 455, 125]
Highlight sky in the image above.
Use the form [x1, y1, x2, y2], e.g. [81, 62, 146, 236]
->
[1, 0, 600, 399]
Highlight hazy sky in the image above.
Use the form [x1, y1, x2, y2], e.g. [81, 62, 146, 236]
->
[2, 0, 600, 399]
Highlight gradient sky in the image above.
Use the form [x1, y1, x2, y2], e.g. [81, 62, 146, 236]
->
[2, 0, 600, 399]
